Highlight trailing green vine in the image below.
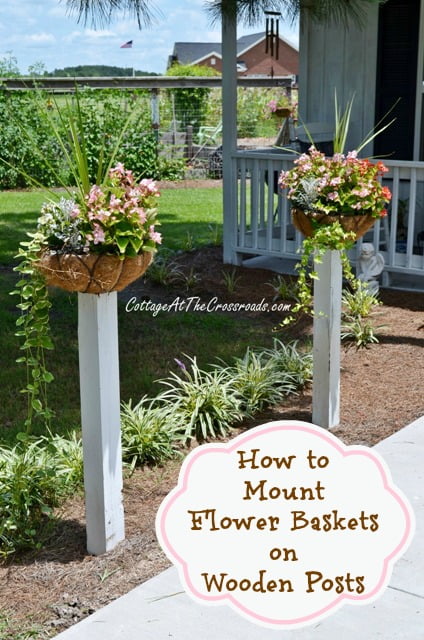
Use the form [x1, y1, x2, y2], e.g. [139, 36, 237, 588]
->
[280, 222, 357, 327]
[12, 232, 54, 433]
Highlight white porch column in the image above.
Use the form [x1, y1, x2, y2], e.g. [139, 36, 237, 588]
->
[221, 2, 238, 264]
[312, 250, 342, 429]
[78, 292, 125, 555]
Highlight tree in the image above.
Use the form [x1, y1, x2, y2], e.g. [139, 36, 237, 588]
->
[65, 0, 386, 29]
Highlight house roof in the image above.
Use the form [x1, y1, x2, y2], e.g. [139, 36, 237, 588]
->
[170, 32, 298, 67]
[172, 42, 222, 65]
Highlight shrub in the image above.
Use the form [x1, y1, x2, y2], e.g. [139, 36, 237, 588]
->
[157, 355, 243, 442]
[121, 399, 181, 470]
[0, 434, 84, 556]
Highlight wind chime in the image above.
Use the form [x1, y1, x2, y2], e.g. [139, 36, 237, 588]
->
[265, 10, 282, 60]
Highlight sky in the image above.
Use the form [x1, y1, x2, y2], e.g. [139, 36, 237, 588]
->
[0, 0, 299, 75]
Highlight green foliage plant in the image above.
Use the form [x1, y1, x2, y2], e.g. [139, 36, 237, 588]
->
[262, 339, 313, 388]
[176, 266, 200, 291]
[144, 249, 180, 286]
[12, 234, 55, 433]
[221, 267, 241, 293]
[121, 399, 181, 471]
[228, 347, 297, 414]
[341, 316, 380, 349]
[157, 355, 243, 443]
[280, 221, 358, 326]
[341, 282, 383, 349]
[0, 435, 83, 556]
[48, 432, 84, 489]
[342, 281, 382, 318]
[267, 274, 298, 302]
[208, 223, 223, 246]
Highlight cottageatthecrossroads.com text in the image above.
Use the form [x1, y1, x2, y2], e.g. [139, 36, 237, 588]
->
[125, 296, 291, 316]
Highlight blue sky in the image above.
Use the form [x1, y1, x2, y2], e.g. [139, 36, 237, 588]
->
[0, 0, 299, 75]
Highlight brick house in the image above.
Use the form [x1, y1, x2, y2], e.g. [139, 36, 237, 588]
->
[168, 32, 298, 77]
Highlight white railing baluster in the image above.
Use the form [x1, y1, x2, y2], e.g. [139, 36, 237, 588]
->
[239, 157, 247, 248]
[266, 159, 274, 251]
[388, 167, 399, 267]
[406, 168, 417, 269]
[251, 159, 260, 249]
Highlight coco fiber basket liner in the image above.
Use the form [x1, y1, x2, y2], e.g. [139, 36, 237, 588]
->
[38, 251, 153, 294]
[292, 208, 376, 240]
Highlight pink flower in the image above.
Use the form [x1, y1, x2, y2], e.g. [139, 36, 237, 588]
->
[149, 225, 162, 244]
[267, 99, 277, 113]
[110, 194, 122, 210]
[110, 163, 125, 176]
[92, 223, 105, 245]
[140, 179, 159, 195]
[70, 206, 80, 218]
[136, 208, 147, 224]
[88, 185, 103, 205]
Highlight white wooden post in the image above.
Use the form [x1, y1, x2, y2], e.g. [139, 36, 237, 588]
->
[312, 250, 342, 429]
[78, 292, 125, 555]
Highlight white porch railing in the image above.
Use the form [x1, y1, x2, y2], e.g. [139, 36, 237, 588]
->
[231, 150, 424, 289]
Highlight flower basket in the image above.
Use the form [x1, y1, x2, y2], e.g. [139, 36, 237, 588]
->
[291, 208, 376, 240]
[38, 251, 153, 294]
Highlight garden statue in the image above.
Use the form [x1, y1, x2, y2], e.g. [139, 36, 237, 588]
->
[358, 243, 385, 294]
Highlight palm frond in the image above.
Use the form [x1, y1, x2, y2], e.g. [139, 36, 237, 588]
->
[64, 0, 160, 28]
[206, 0, 385, 27]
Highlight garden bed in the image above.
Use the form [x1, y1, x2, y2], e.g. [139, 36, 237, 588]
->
[0, 244, 423, 638]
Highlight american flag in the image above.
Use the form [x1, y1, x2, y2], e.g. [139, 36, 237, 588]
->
[120, 40, 133, 49]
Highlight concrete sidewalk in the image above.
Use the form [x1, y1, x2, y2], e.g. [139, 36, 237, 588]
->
[55, 416, 424, 640]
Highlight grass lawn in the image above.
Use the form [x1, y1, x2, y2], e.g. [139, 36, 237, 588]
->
[0, 186, 273, 444]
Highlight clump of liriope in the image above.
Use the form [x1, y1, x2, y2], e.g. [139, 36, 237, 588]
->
[226, 347, 298, 415]
[47, 432, 84, 490]
[261, 339, 313, 388]
[267, 275, 299, 303]
[157, 356, 244, 443]
[341, 281, 383, 349]
[121, 399, 182, 471]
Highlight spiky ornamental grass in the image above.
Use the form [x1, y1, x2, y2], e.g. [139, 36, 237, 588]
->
[227, 346, 298, 415]
[157, 356, 244, 443]
[121, 399, 182, 470]
[262, 339, 313, 389]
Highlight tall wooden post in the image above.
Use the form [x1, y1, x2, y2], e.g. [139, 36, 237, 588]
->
[78, 292, 125, 555]
[312, 250, 342, 429]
